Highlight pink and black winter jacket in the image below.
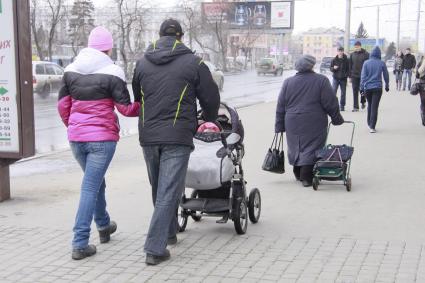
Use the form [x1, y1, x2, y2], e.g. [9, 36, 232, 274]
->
[58, 48, 141, 142]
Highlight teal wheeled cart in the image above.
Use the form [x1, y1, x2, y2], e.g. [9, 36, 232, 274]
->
[312, 121, 355, 192]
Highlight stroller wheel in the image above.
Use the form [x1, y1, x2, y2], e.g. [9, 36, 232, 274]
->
[190, 190, 202, 222]
[346, 177, 352, 192]
[233, 198, 248, 235]
[177, 207, 188, 232]
[313, 177, 319, 191]
[248, 188, 261, 223]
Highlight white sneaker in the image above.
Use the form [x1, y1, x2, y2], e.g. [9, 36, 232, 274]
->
[369, 128, 377, 133]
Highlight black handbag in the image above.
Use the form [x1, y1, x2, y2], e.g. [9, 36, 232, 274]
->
[262, 133, 285, 174]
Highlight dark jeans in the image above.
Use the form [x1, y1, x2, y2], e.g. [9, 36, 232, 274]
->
[420, 94, 425, 126]
[293, 165, 314, 183]
[142, 145, 191, 256]
[70, 141, 117, 249]
[332, 78, 347, 107]
[365, 88, 383, 130]
[351, 77, 366, 109]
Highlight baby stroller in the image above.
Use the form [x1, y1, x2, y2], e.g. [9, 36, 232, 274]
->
[178, 103, 261, 235]
[312, 121, 355, 192]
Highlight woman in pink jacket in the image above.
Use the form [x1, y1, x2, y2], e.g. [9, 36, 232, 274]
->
[58, 27, 140, 260]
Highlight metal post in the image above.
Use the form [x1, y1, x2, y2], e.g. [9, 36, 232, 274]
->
[397, 0, 401, 50]
[416, 0, 421, 51]
[376, 6, 380, 46]
[280, 33, 285, 63]
[345, 0, 351, 52]
[0, 163, 10, 202]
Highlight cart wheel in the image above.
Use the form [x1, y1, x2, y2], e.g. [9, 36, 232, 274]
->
[177, 207, 188, 232]
[248, 188, 261, 223]
[190, 190, 202, 222]
[346, 177, 352, 192]
[233, 198, 248, 235]
[312, 177, 319, 191]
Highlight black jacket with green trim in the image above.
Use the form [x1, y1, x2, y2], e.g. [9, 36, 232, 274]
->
[132, 36, 220, 147]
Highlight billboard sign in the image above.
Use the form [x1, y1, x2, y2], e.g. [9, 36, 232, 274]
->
[202, 1, 293, 30]
[0, 0, 20, 152]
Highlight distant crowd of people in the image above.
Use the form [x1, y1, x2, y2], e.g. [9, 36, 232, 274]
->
[274, 42, 425, 187]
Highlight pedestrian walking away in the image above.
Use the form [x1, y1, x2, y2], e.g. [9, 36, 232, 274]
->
[414, 55, 425, 125]
[275, 55, 344, 187]
[57, 26, 141, 260]
[330, 46, 349, 111]
[394, 51, 404, 91]
[349, 41, 369, 111]
[402, 48, 416, 91]
[132, 19, 220, 265]
[360, 46, 390, 133]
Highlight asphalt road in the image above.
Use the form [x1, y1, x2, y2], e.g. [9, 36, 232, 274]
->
[33, 70, 295, 154]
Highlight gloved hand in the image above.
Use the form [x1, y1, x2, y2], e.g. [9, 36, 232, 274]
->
[385, 86, 389, 92]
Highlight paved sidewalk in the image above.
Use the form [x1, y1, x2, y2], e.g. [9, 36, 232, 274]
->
[1, 225, 425, 283]
[1, 88, 425, 282]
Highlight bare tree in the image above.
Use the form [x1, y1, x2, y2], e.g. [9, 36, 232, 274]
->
[113, 0, 146, 79]
[188, 7, 230, 72]
[30, 0, 46, 60]
[45, 0, 65, 61]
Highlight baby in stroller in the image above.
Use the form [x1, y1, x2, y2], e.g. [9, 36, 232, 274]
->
[178, 103, 261, 235]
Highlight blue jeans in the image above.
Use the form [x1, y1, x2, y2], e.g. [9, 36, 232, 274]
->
[403, 69, 413, 90]
[142, 145, 191, 256]
[365, 88, 383, 129]
[332, 78, 347, 108]
[70, 141, 117, 249]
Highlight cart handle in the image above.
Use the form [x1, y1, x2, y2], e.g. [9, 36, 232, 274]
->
[326, 121, 355, 147]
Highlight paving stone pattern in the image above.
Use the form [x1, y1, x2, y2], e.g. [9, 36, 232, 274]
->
[1, 226, 425, 282]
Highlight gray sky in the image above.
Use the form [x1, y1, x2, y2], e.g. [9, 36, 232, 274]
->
[93, 0, 425, 50]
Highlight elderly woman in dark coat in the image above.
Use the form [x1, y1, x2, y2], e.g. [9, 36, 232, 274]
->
[275, 55, 344, 187]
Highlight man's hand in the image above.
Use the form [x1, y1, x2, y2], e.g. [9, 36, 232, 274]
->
[334, 66, 339, 70]
[360, 89, 364, 96]
[385, 86, 390, 92]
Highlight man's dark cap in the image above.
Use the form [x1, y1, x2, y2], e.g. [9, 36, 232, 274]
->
[337, 46, 344, 51]
[354, 41, 362, 46]
[159, 19, 184, 37]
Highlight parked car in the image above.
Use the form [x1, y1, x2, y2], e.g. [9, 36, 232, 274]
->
[32, 61, 64, 98]
[204, 61, 224, 91]
[320, 57, 333, 74]
[256, 58, 283, 76]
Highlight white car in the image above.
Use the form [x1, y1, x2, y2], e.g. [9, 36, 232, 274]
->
[32, 61, 64, 97]
[204, 61, 224, 91]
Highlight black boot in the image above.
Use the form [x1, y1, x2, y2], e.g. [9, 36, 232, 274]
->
[146, 249, 170, 265]
[72, 245, 96, 260]
[98, 221, 117, 244]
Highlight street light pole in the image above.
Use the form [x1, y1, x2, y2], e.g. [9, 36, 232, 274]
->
[376, 6, 380, 46]
[345, 0, 351, 52]
[416, 0, 421, 51]
[397, 0, 401, 50]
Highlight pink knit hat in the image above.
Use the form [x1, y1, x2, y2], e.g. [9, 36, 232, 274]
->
[88, 26, 113, 51]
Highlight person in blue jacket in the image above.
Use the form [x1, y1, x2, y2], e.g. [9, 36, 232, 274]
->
[360, 46, 390, 133]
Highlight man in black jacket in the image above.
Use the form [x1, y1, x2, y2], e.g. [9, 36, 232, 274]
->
[132, 19, 220, 265]
[349, 41, 369, 111]
[402, 48, 417, 91]
[330, 47, 350, 111]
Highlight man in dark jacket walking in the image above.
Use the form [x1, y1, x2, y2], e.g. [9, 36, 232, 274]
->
[349, 41, 369, 111]
[132, 19, 220, 265]
[402, 48, 416, 91]
[330, 47, 350, 111]
[360, 46, 390, 133]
